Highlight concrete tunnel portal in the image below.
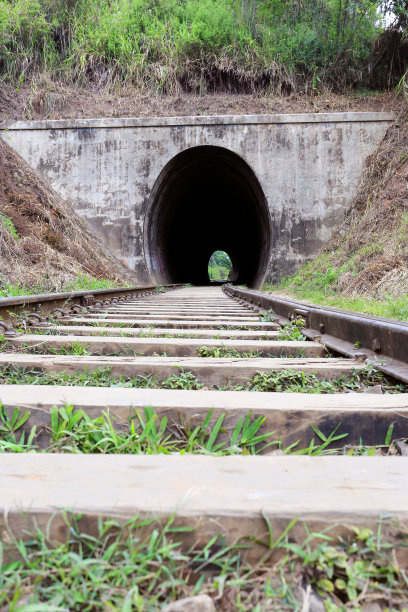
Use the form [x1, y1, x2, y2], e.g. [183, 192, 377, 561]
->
[145, 146, 272, 288]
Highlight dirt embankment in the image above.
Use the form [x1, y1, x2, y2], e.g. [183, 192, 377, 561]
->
[0, 138, 137, 292]
[0, 80, 403, 124]
[321, 108, 408, 298]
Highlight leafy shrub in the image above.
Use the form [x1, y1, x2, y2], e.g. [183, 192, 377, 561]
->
[0, 0, 387, 91]
[0, 214, 19, 239]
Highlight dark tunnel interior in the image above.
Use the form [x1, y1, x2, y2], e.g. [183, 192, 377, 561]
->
[145, 146, 271, 288]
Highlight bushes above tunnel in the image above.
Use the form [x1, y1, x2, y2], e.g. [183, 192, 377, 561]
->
[0, 0, 405, 93]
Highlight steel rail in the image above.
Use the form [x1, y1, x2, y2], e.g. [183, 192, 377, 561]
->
[224, 284, 408, 384]
[0, 284, 184, 336]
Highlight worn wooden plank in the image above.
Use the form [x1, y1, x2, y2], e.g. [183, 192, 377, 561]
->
[61, 318, 278, 330]
[32, 325, 280, 340]
[1, 455, 408, 558]
[9, 335, 325, 358]
[83, 313, 261, 322]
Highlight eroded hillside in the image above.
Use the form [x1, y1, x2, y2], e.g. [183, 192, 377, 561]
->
[328, 110, 408, 298]
[0, 138, 136, 293]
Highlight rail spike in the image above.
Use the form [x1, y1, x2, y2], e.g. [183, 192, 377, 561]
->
[0, 321, 23, 338]
[50, 308, 66, 320]
[70, 304, 88, 315]
[27, 312, 52, 328]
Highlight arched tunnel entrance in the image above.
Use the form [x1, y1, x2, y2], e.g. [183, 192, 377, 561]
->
[145, 146, 272, 288]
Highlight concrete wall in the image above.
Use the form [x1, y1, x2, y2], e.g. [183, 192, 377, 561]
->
[3, 112, 393, 285]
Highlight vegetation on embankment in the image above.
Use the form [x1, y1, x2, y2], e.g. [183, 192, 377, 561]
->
[0, 0, 407, 97]
[0, 275, 127, 298]
[0, 138, 136, 296]
[265, 108, 408, 322]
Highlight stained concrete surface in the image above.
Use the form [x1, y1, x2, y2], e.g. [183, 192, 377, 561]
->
[3, 112, 394, 286]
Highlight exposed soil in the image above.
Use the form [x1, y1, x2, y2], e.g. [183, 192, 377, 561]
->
[326, 107, 408, 297]
[0, 80, 403, 124]
[0, 138, 137, 291]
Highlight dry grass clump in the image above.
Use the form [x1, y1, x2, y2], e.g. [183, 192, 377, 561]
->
[0, 138, 136, 292]
[324, 109, 408, 298]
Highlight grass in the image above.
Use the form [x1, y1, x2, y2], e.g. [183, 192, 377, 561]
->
[259, 309, 276, 323]
[138, 331, 199, 338]
[0, 213, 19, 239]
[266, 284, 408, 322]
[0, 402, 402, 456]
[0, 404, 280, 455]
[0, 362, 406, 393]
[245, 364, 407, 394]
[161, 369, 204, 390]
[1, 511, 407, 610]
[91, 321, 130, 328]
[0, 341, 93, 356]
[0, 274, 128, 298]
[0, 365, 208, 390]
[264, 253, 408, 322]
[197, 346, 262, 358]
[218, 325, 262, 331]
[276, 317, 307, 342]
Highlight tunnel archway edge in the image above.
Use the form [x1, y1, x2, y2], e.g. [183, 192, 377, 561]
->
[144, 145, 272, 288]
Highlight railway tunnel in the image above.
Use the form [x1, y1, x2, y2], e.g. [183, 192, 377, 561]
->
[145, 146, 272, 288]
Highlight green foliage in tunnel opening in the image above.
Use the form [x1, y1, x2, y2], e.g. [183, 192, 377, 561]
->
[0, 0, 402, 92]
[208, 250, 232, 281]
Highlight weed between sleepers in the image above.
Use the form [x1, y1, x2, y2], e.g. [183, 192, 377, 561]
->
[0, 363, 406, 393]
[218, 325, 262, 331]
[138, 331, 200, 338]
[0, 341, 93, 356]
[1, 341, 314, 359]
[0, 403, 401, 457]
[1, 511, 406, 611]
[259, 309, 276, 323]
[276, 317, 307, 342]
[197, 346, 262, 358]
[0, 404, 276, 455]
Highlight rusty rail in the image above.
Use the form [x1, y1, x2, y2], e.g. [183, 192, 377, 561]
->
[0, 284, 184, 336]
[224, 284, 408, 384]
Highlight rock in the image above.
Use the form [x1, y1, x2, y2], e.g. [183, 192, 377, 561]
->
[299, 584, 325, 612]
[395, 440, 408, 456]
[361, 603, 383, 612]
[362, 385, 383, 394]
[309, 589, 325, 612]
[162, 594, 215, 612]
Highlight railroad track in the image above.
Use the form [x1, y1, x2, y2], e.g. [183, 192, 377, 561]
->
[1, 285, 408, 583]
